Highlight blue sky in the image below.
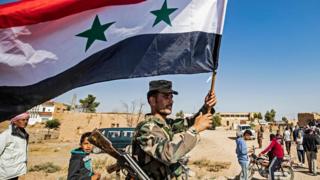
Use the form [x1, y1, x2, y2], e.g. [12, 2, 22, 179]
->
[45, 0, 320, 120]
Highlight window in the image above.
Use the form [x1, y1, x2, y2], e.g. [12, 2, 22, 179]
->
[43, 107, 46, 112]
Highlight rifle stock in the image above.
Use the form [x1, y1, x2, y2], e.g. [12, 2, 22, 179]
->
[88, 129, 150, 180]
[88, 129, 121, 159]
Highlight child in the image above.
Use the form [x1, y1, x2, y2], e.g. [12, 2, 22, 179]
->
[67, 132, 101, 180]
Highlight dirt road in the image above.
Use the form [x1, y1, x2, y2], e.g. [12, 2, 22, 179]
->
[190, 128, 319, 179]
[21, 128, 320, 179]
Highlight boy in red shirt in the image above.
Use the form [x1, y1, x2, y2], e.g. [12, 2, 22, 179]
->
[259, 134, 284, 180]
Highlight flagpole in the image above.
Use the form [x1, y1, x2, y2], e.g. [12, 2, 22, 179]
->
[210, 71, 216, 95]
[205, 70, 216, 115]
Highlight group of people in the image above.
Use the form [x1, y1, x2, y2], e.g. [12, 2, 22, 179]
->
[292, 124, 320, 176]
[236, 123, 320, 180]
[277, 124, 320, 176]
[1, 80, 319, 180]
[236, 129, 285, 180]
[0, 80, 218, 180]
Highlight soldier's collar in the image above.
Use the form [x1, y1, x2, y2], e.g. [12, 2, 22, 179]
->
[145, 114, 167, 127]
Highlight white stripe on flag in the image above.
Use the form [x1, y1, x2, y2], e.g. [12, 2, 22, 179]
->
[0, 0, 227, 86]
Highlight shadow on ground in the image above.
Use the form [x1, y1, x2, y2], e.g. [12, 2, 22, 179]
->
[228, 137, 237, 140]
[226, 175, 264, 180]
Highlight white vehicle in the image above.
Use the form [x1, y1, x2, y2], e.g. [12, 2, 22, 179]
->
[237, 124, 256, 140]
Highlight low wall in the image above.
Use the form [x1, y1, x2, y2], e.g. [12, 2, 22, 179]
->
[56, 112, 140, 141]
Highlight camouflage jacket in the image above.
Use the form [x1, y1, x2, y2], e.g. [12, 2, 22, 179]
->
[131, 114, 199, 180]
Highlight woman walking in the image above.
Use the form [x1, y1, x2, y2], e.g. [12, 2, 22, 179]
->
[296, 132, 305, 167]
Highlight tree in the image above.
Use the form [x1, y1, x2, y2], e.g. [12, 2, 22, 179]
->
[264, 111, 271, 122]
[45, 119, 61, 138]
[122, 99, 145, 127]
[270, 109, 276, 122]
[257, 112, 263, 120]
[176, 110, 184, 118]
[265, 109, 276, 122]
[282, 116, 288, 124]
[79, 94, 100, 113]
[212, 114, 222, 130]
[253, 112, 262, 121]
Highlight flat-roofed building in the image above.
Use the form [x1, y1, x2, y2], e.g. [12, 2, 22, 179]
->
[28, 101, 68, 124]
[219, 112, 256, 129]
[298, 112, 320, 126]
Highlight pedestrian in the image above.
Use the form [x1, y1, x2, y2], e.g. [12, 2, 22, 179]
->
[236, 130, 252, 180]
[67, 132, 101, 180]
[283, 127, 291, 155]
[303, 128, 320, 176]
[293, 125, 299, 142]
[131, 80, 216, 179]
[296, 131, 305, 167]
[257, 126, 264, 148]
[259, 134, 284, 180]
[0, 113, 30, 180]
[276, 129, 283, 145]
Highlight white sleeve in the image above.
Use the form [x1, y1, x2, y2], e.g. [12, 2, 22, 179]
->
[0, 130, 9, 155]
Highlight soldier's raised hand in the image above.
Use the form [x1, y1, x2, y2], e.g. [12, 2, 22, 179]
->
[192, 112, 213, 133]
[204, 91, 217, 109]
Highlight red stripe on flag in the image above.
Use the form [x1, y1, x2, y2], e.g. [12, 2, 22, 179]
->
[0, 0, 145, 28]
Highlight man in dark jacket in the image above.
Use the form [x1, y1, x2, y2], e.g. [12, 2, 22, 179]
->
[303, 128, 320, 176]
[293, 125, 299, 142]
[67, 132, 100, 180]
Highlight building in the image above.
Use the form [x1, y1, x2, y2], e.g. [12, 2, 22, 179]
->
[298, 112, 320, 126]
[218, 112, 256, 129]
[28, 101, 68, 125]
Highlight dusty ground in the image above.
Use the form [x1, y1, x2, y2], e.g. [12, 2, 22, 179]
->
[2, 125, 319, 180]
[189, 128, 320, 180]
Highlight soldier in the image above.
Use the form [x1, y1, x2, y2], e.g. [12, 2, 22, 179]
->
[131, 80, 216, 180]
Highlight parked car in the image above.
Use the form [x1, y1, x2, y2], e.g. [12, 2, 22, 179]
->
[99, 127, 135, 150]
[236, 124, 256, 140]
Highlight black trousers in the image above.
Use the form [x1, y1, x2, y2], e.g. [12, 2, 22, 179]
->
[269, 157, 282, 180]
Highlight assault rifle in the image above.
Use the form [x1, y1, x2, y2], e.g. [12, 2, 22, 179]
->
[88, 129, 150, 180]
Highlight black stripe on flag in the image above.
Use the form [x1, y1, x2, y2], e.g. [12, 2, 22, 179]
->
[0, 31, 221, 121]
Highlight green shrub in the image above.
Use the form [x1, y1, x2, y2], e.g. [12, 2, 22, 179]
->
[45, 119, 61, 129]
[29, 162, 61, 173]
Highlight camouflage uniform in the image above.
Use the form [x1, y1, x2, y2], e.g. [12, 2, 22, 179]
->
[130, 80, 214, 179]
[131, 114, 199, 180]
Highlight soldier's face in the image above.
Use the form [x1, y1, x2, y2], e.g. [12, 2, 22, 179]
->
[155, 93, 173, 115]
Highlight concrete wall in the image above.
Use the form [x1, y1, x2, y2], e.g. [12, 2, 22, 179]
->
[56, 112, 141, 141]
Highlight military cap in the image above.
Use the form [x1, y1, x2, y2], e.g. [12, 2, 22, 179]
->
[148, 80, 178, 95]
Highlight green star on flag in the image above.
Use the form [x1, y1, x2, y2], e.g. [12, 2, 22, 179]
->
[151, 0, 178, 27]
[76, 15, 115, 51]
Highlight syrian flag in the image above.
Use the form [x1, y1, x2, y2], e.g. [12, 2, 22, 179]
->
[0, 0, 228, 121]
